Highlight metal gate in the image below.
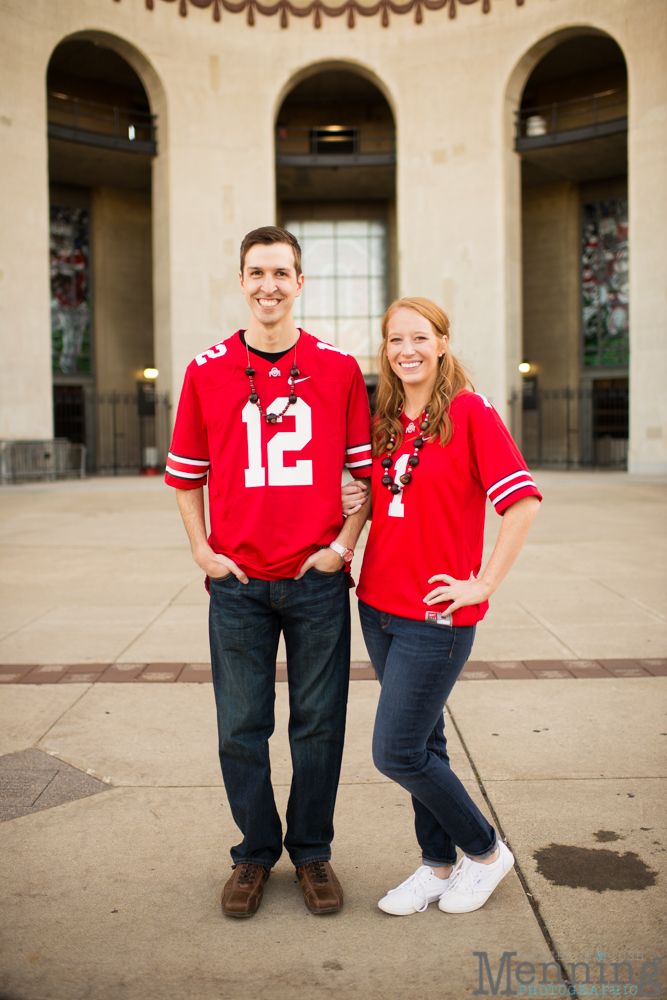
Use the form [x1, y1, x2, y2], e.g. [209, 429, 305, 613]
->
[511, 381, 629, 469]
[96, 390, 171, 475]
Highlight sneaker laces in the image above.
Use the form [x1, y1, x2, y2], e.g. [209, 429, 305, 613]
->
[448, 859, 483, 892]
[387, 866, 439, 913]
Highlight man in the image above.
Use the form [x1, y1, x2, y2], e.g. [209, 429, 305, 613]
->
[166, 226, 372, 918]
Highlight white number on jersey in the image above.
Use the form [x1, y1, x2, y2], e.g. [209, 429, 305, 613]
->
[316, 341, 348, 356]
[242, 398, 313, 488]
[195, 343, 227, 366]
[242, 402, 266, 487]
[387, 453, 410, 518]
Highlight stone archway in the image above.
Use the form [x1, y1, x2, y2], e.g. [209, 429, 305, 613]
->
[274, 64, 397, 386]
[46, 32, 170, 473]
[504, 27, 629, 468]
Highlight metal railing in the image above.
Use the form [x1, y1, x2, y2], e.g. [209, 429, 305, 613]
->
[48, 92, 157, 148]
[0, 439, 86, 484]
[509, 383, 629, 469]
[276, 125, 395, 159]
[96, 391, 171, 476]
[515, 88, 627, 142]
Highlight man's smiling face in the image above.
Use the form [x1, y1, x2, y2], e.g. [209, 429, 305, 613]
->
[239, 242, 304, 328]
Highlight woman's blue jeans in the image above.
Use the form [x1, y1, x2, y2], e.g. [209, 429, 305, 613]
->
[209, 567, 350, 868]
[359, 599, 497, 866]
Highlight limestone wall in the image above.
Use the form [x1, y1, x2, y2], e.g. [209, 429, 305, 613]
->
[0, 14, 52, 439]
[522, 182, 580, 390]
[626, 1, 667, 473]
[91, 187, 153, 396]
[0, 0, 664, 469]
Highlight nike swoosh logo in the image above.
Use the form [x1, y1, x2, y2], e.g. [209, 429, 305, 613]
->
[294, 376, 311, 383]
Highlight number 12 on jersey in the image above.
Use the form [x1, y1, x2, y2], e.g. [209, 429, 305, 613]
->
[242, 398, 313, 488]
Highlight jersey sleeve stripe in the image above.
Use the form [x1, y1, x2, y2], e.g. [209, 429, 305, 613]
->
[486, 469, 531, 496]
[345, 443, 372, 456]
[165, 465, 208, 481]
[490, 479, 538, 506]
[345, 458, 373, 470]
[168, 451, 210, 467]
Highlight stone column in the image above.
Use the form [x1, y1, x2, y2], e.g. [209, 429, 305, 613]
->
[0, 17, 53, 440]
[627, 11, 667, 473]
[151, 48, 276, 413]
[396, 34, 521, 427]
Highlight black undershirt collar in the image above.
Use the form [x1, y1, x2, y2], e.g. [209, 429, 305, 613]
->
[239, 329, 299, 364]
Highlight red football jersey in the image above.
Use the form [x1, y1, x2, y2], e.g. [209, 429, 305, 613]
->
[356, 390, 542, 625]
[165, 330, 372, 580]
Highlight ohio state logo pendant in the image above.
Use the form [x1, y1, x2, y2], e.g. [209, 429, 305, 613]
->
[268, 367, 281, 377]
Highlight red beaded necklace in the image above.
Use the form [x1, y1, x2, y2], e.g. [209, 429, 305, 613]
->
[244, 337, 301, 424]
[381, 407, 431, 494]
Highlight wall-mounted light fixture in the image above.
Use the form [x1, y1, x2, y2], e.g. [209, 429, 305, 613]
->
[518, 361, 531, 374]
[525, 115, 547, 138]
[143, 367, 158, 379]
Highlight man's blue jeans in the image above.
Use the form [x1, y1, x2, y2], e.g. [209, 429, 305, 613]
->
[209, 567, 350, 868]
[359, 600, 497, 866]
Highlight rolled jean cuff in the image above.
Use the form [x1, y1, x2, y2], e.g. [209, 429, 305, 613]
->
[422, 858, 457, 868]
[291, 852, 332, 868]
[468, 835, 498, 861]
[231, 857, 276, 870]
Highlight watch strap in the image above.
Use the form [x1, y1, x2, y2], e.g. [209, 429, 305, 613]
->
[329, 541, 354, 563]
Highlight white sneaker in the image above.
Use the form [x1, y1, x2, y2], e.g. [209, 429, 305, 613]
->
[438, 841, 514, 913]
[378, 865, 455, 915]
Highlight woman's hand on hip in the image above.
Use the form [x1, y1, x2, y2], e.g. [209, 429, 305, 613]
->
[423, 572, 491, 615]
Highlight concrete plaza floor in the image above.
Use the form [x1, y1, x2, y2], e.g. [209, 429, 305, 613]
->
[0, 471, 665, 1000]
[0, 471, 666, 666]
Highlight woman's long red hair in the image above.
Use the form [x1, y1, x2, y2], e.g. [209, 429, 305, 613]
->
[372, 297, 473, 457]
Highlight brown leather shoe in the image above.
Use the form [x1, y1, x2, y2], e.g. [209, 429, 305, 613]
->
[296, 861, 344, 914]
[221, 863, 270, 918]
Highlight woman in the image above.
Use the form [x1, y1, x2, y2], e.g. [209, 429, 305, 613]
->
[343, 297, 541, 916]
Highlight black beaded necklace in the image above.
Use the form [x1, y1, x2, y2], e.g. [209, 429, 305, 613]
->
[244, 339, 301, 424]
[381, 408, 430, 495]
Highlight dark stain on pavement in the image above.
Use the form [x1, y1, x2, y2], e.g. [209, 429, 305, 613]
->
[533, 843, 658, 893]
[593, 829, 622, 842]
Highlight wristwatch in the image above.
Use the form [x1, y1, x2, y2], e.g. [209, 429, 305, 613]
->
[329, 541, 354, 563]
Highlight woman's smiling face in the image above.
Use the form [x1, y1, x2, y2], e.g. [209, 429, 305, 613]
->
[385, 307, 446, 390]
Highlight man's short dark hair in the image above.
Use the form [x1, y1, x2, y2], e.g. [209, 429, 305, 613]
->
[240, 226, 302, 277]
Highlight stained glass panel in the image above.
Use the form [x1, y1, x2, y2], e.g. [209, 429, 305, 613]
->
[581, 199, 629, 367]
[50, 206, 91, 374]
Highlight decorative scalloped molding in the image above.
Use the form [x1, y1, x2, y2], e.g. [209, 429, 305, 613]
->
[116, 0, 525, 28]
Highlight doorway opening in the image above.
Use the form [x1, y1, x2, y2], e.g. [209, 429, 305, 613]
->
[517, 34, 628, 467]
[47, 38, 164, 473]
[276, 69, 396, 395]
